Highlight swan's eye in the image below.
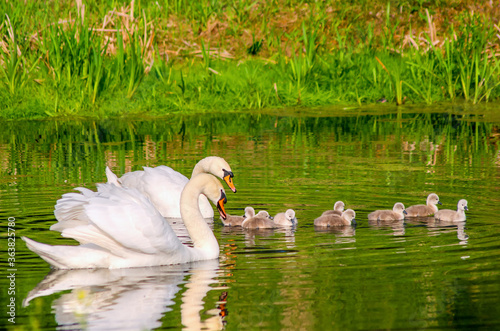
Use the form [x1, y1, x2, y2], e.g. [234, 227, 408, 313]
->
[223, 169, 234, 178]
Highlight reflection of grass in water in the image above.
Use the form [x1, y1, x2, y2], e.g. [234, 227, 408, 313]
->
[0, 110, 497, 190]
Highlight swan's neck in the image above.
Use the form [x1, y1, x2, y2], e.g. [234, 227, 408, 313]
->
[191, 157, 216, 178]
[180, 183, 219, 258]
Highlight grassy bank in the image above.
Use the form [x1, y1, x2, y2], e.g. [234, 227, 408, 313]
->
[1, 0, 500, 119]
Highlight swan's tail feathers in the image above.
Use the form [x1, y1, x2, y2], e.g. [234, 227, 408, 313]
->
[52, 188, 94, 232]
[106, 166, 122, 186]
[61, 224, 127, 257]
[22, 236, 111, 269]
[22, 237, 75, 269]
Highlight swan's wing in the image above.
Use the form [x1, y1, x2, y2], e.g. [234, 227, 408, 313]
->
[120, 166, 189, 194]
[53, 186, 122, 247]
[119, 166, 190, 218]
[52, 187, 97, 232]
[434, 209, 456, 221]
[81, 184, 185, 255]
[105, 166, 122, 186]
[142, 166, 189, 204]
[52, 183, 184, 255]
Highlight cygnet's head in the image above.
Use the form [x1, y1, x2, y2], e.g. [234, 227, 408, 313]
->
[343, 209, 356, 224]
[334, 201, 345, 212]
[457, 199, 468, 211]
[244, 207, 256, 218]
[393, 202, 407, 215]
[427, 193, 441, 205]
[285, 209, 297, 225]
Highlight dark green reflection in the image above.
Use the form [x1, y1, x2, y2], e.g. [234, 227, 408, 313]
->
[0, 107, 499, 330]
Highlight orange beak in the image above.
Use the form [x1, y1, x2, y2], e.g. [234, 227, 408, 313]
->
[217, 190, 228, 220]
[223, 169, 237, 193]
[224, 175, 236, 193]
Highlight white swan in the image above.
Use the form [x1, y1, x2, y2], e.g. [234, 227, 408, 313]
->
[23, 173, 228, 269]
[107, 156, 236, 219]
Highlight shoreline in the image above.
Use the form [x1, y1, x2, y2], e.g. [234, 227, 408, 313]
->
[1, 1, 500, 119]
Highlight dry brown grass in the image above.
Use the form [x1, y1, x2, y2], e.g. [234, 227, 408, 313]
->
[14, 0, 497, 62]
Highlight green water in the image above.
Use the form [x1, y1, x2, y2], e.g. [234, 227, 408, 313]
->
[1, 106, 499, 330]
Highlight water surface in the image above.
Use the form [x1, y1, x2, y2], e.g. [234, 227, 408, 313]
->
[1, 105, 499, 330]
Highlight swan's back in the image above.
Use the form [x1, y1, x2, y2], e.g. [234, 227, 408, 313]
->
[242, 217, 275, 229]
[405, 204, 434, 217]
[314, 214, 344, 226]
[315, 209, 355, 226]
[256, 210, 272, 219]
[321, 201, 344, 216]
[406, 193, 440, 217]
[321, 210, 342, 216]
[118, 166, 213, 218]
[222, 214, 244, 226]
[241, 209, 275, 229]
[368, 203, 406, 221]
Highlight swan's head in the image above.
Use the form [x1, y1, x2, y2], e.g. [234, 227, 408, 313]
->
[217, 190, 228, 220]
[428, 193, 441, 205]
[333, 201, 345, 212]
[393, 202, 407, 215]
[458, 199, 468, 211]
[193, 156, 237, 193]
[196, 173, 228, 220]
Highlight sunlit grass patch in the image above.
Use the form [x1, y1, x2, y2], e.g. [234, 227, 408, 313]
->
[1, 0, 500, 118]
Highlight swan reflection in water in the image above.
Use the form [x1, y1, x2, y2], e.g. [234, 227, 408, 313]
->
[23, 259, 226, 331]
[393, 217, 469, 244]
[424, 219, 469, 244]
[314, 225, 357, 244]
[221, 225, 297, 248]
[368, 219, 406, 236]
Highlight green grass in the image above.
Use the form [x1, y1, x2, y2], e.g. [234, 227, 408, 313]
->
[1, 0, 500, 119]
